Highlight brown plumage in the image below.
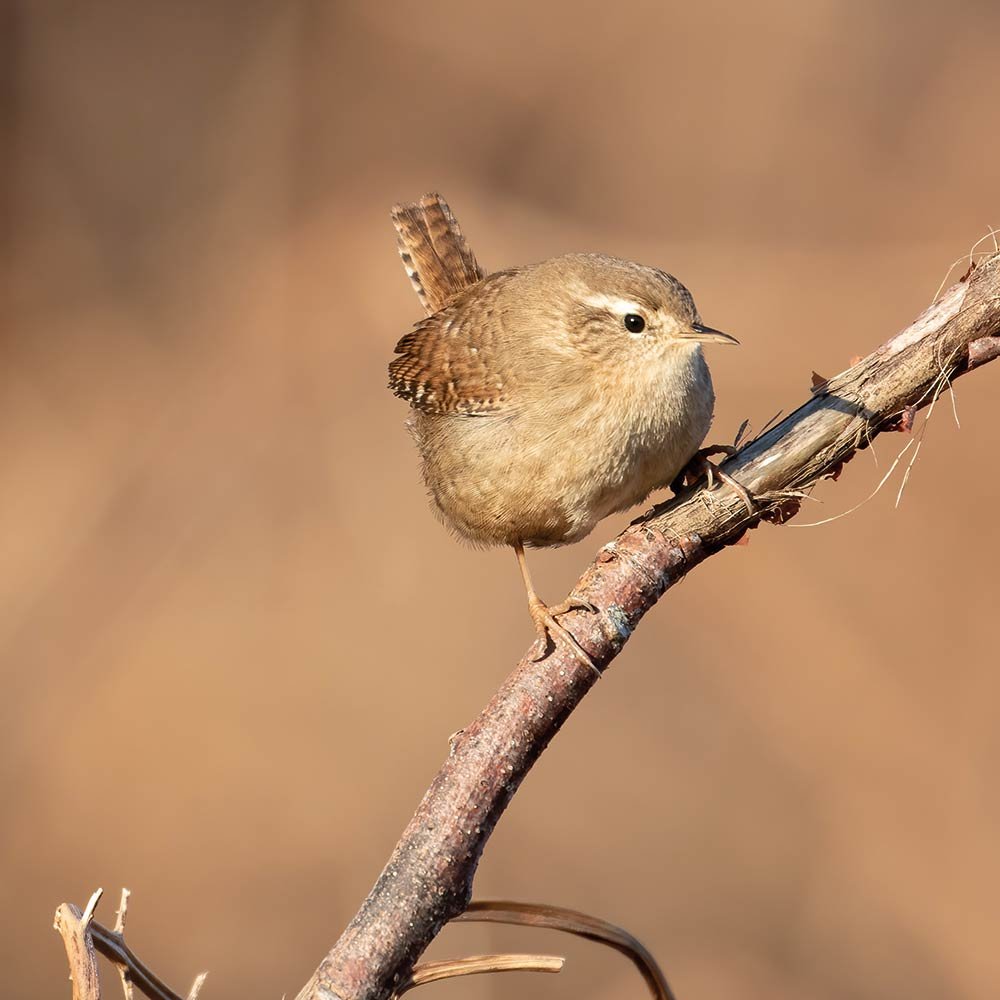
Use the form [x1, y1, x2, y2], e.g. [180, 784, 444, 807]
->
[388, 193, 739, 669]
[391, 192, 484, 314]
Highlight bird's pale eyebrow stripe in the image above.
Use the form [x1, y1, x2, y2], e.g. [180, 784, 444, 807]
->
[579, 293, 645, 315]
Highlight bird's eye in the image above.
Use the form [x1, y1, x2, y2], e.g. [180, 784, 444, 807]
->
[623, 313, 645, 333]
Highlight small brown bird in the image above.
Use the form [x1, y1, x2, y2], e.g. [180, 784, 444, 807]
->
[388, 193, 738, 668]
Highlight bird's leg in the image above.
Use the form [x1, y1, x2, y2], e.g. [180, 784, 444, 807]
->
[673, 445, 756, 517]
[513, 543, 600, 674]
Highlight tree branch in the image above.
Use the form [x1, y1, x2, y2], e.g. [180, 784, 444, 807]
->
[293, 253, 1000, 1000]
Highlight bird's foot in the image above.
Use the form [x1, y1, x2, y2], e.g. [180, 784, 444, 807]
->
[673, 445, 756, 517]
[527, 596, 600, 675]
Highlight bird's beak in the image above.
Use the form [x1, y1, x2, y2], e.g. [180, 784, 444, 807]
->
[679, 322, 740, 346]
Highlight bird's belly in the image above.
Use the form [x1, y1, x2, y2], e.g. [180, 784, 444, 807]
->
[412, 411, 580, 547]
[571, 399, 710, 526]
[412, 351, 715, 548]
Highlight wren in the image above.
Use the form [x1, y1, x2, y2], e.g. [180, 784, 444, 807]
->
[388, 193, 738, 670]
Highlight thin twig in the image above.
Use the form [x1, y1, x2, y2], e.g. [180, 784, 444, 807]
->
[112, 889, 135, 1000]
[186, 972, 209, 1000]
[88, 919, 191, 1000]
[54, 888, 197, 1000]
[54, 890, 104, 1000]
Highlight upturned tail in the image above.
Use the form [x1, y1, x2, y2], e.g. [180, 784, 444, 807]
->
[391, 192, 485, 315]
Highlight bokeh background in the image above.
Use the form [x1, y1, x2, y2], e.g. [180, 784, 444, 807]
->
[4, 3, 999, 998]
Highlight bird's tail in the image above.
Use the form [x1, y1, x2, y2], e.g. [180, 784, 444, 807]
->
[391, 192, 485, 315]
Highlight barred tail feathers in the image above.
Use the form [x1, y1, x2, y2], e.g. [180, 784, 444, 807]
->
[391, 192, 485, 315]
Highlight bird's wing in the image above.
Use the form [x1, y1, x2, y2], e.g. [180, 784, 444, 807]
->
[388, 286, 510, 415]
[391, 192, 486, 315]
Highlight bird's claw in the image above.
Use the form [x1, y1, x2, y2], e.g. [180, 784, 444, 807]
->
[674, 445, 756, 517]
[548, 595, 600, 617]
[527, 597, 600, 675]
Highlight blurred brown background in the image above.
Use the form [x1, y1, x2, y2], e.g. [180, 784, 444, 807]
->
[3, 2, 999, 998]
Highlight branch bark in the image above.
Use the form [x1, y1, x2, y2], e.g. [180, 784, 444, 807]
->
[294, 253, 1000, 1000]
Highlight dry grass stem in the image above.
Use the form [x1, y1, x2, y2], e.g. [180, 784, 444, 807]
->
[396, 954, 564, 994]
[456, 900, 676, 1000]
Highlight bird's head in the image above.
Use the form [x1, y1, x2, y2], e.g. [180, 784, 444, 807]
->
[518, 253, 738, 365]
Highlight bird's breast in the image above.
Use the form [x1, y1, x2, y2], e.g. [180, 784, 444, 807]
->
[550, 344, 716, 523]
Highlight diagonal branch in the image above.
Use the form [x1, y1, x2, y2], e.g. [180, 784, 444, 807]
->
[293, 253, 1000, 1000]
